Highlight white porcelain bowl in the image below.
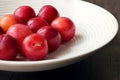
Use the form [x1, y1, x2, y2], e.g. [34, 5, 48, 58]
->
[0, 0, 118, 72]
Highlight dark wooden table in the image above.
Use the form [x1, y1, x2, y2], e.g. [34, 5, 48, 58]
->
[0, 0, 120, 80]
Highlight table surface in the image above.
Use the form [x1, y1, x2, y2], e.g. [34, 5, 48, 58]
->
[0, 0, 120, 80]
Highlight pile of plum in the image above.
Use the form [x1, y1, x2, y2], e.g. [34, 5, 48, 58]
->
[0, 5, 75, 61]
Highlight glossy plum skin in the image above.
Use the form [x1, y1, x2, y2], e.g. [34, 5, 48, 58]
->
[0, 14, 19, 32]
[38, 5, 59, 24]
[0, 5, 76, 61]
[22, 34, 48, 61]
[37, 26, 61, 52]
[27, 17, 49, 33]
[6, 24, 32, 48]
[51, 17, 75, 43]
[0, 34, 18, 60]
[14, 5, 36, 24]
